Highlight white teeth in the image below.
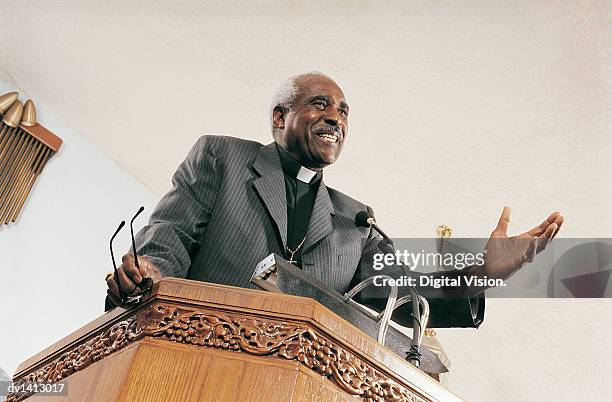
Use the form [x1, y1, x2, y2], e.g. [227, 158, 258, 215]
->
[318, 133, 338, 143]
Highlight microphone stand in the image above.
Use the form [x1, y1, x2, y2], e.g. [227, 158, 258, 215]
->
[362, 215, 429, 368]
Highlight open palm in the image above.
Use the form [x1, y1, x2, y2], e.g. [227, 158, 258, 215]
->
[483, 207, 564, 280]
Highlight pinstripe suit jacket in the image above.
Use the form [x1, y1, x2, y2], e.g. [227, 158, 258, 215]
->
[135, 135, 376, 294]
[133, 135, 484, 327]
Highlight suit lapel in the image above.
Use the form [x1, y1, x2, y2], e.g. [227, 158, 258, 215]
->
[252, 143, 288, 249]
[252, 141, 336, 254]
[303, 178, 335, 252]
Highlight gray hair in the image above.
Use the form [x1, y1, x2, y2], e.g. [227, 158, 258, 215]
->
[270, 71, 332, 131]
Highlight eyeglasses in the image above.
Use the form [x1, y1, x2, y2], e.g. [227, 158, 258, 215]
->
[109, 206, 152, 306]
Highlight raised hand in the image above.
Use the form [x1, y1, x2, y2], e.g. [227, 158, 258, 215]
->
[482, 207, 564, 280]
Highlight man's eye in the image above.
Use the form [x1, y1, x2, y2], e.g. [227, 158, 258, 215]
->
[313, 101, 326, 109]
[339, 109, 348, 116]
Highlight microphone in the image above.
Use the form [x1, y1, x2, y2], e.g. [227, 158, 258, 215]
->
[354, 210, 426, 368]
[355, 211, 394, 253]
[354, 210, 374, 227]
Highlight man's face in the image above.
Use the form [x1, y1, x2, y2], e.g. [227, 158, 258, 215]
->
[274, 76, 349, 170]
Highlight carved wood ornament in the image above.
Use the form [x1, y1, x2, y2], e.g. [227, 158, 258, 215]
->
[8, 303, 427, 402]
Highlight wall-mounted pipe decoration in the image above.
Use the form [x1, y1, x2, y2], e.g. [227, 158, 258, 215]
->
[0, 92, 63, 226]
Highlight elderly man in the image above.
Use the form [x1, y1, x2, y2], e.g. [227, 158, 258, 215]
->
[106, 72, 563, 323]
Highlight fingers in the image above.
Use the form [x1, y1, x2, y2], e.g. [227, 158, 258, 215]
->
[110, 253, 144, 296]
[551, 215, 564, 239]
[122, 254, 143, 284]
[106, 289, 122, 307]
[545, 211, 561, 223]
[524, 211, 563, 245]
[527, 211, 560, 237]
[492, 207, 511, 237]
[536, 222, 557, 253]
[115, 266, 137, 294]
[106, 274, 133, 306]
[124, 253, 163, 283]
[106, 254, 162, 306]
[106, 275, 120, 298]
[527, 217, 552, 237]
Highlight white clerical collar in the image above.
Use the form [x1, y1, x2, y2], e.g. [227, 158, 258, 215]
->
[296, 166, 318, 183]
[276, 143, 322, 184]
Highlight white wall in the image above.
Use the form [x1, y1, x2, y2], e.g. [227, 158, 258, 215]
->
[1, 2, 611, 401]
[0, 81, 158, 376]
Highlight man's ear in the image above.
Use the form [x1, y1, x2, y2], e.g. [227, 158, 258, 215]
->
[272, 106, 286, 129]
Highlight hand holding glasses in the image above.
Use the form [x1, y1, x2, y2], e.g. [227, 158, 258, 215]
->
[107, 206, 154, 307]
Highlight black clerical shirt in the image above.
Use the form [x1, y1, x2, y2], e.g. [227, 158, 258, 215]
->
[276, 144, 322, 267]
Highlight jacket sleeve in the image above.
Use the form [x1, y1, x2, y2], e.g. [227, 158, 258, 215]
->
[348, 206, 485, 328]
[133, 135, 223, 278]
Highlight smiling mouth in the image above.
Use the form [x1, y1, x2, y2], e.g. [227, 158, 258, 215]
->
[314, 131, 340, 143]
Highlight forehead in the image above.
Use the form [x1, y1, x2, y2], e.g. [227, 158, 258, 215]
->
[295, 76, 346, 104]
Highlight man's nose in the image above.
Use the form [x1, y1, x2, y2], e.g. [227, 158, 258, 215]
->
[324, 117, 338, 127]
[323, 109, 341, 127]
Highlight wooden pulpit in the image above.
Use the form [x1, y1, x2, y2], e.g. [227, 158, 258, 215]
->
[8, 279, 463, 401]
